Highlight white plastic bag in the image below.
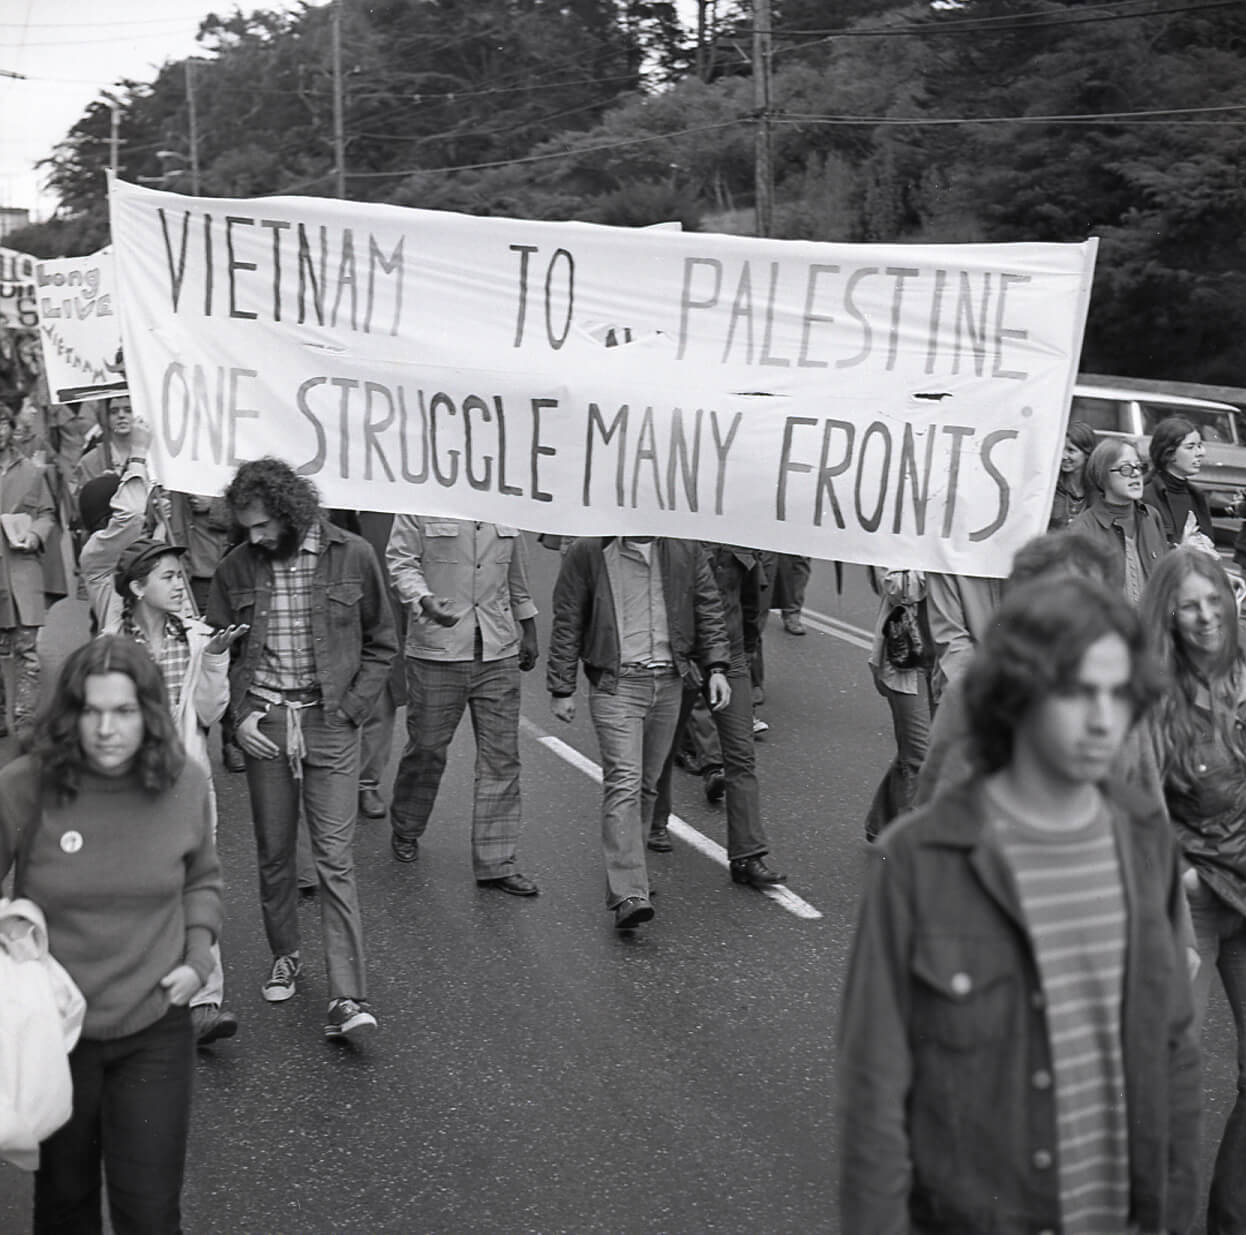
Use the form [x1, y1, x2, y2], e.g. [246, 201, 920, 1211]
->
[0, 898, 85, 1171]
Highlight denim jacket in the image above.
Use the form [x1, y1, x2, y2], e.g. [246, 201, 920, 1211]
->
[838, 778, 1200, 1235]
[206, 517, 397, 727]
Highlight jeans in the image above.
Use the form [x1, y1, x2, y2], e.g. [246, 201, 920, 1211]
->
[589, 668, 683, 907]
[244, 701, 368, 1000]
[34, 1005, 193, 1235]
[0, 623, 40, 733]
[359, 685, 399, 791]
[390, 654, 522, 878]
[654, 673, 769, 861]
[776, 554, 810, 616]
[1189, 878, 1246, 1235]
[864, 668, 933, 841]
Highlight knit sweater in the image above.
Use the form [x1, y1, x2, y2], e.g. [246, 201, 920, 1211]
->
[0, 755, 222, 1041]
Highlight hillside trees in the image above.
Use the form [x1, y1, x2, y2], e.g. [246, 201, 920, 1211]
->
[9, 0, 1246, 380]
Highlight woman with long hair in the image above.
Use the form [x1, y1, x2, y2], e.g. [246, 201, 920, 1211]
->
[1047, 420, 1096, 530]
[1069, 437, 1168, 604]
[1142, 547, 1246, 1233]
[1143, 415, 1215, 549]
[0, 636, 222, 1233]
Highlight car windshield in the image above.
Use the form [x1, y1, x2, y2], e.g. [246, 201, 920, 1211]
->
[1139, 402, 1239, 444]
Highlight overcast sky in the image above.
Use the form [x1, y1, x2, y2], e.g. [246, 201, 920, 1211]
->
[0, 0, 325, 220]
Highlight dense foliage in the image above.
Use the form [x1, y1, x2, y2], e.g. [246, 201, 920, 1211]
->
[9, 0, 1245, 382]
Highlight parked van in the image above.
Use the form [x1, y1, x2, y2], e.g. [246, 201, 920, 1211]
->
[1071, 376, 1246, 539]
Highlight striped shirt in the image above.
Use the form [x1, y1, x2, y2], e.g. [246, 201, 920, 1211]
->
[254, 521, 321, 693]
[990, 788, 1131, 1235]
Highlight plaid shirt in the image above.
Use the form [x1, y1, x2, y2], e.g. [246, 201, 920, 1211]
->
[123, 612, 192, 710]
[254, 521, 322, 692]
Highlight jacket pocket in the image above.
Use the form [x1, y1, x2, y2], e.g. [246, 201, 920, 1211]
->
[423, 522, 461, 564]
[911, 933, 1017, 1050]
[326, 580, 363, 611]
[230, 587, 259, 621]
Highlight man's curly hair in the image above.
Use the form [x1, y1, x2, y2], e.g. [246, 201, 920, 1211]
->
[223, 457, 320, 537]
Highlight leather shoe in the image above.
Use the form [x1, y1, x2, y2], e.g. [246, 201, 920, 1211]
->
[477, 872, 539, 897]
[391, 833, 420, 863]
[703, 768, 726, 803]
[358, 787, 387, 819]
[730, 856, 788, 887]
[191, 1004, 239, 1046]
[223, 742, 246, 773]
[614, 897, 654, 930]
[647, 826, 673, 852]
[782, 613, 806, 636]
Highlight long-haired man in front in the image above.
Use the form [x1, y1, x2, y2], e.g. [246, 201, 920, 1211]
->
[839, 575, 1199, 1235]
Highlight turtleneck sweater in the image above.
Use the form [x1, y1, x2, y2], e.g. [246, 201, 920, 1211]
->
[1160, 470, 1195, 543]
[0, 754, 221, 1040]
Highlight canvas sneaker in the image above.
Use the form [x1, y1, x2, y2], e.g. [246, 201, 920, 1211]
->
[325, 997, 378, 1042]
[262, 954, 302, 1003]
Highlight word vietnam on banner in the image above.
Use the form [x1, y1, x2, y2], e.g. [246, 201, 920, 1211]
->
[108, 177, 1097, 577]
[36, 250, 127, 403]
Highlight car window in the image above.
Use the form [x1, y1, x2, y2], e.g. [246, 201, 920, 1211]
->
[1071, 396, 1127, 434]
[1139, 401, 1238, 444]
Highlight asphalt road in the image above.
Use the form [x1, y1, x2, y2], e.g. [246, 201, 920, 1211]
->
[1, 552, 1239, 1235]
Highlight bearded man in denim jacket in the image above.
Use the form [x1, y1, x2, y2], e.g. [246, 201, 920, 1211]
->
[207, 457, 396, 1044]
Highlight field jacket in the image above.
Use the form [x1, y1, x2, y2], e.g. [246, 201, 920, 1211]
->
[546, 537, 730, 696]
[206, 517, 397, 727]
[838, 778, 1200, 1235]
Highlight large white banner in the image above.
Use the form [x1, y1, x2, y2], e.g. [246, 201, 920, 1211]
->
[109, 178, 1096, 576]
[36, 250, 127, 403]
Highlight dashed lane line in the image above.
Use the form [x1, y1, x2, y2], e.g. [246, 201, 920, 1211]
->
[519, 715, 823, 921]
[793, 607, 874, 650]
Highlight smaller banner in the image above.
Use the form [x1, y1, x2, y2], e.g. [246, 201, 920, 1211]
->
[36, 250, 127, 403]
[0, 246, 38, 330]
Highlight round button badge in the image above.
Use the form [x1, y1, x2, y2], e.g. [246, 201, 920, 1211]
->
[60, 831, 84, 855]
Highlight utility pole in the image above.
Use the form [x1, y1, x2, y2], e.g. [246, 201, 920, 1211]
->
[331, 0, 346, 198]
[186, 60, 201, 195]
[752, 0, 774, 238]
[100, 91, 122, 178]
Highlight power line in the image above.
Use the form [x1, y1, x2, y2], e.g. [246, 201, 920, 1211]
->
[769, 0, 1243, 39]
[321, 118, 748, 183]
[777, 102, 1246, 126]
[0, 16, 205, 28]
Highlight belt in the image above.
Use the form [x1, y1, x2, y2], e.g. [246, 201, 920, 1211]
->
[249, 685, 322, 707]
[620, 662, 676, 674]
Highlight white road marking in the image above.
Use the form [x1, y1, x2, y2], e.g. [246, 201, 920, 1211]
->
[520, 716, 823, 920]
[794, 607, 874, 650]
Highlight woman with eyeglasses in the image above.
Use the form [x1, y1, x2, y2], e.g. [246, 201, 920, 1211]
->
[1141, 547, 1246, 1232]
[1069, 438, 1168, 604]
[1143, 415, 1216, 551]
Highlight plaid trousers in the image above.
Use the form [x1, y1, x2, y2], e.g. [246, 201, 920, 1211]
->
[390, 654, 523, 879]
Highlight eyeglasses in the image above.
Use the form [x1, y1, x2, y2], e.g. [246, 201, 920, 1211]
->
[1107, 462, 1146, 477]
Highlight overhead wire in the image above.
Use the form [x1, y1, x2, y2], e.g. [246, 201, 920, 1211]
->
[767, 0, 1243, 39]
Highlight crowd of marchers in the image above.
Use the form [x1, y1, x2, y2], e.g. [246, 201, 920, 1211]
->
[0, 390, 818, 1232]
[843, 414, 1246, 1235]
